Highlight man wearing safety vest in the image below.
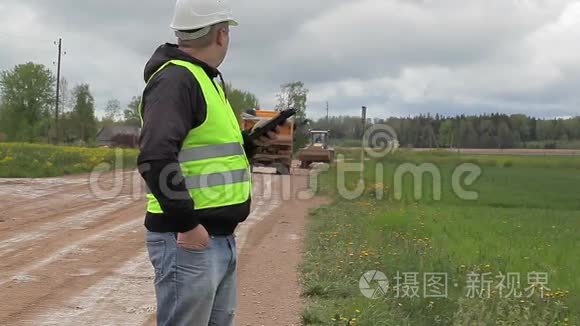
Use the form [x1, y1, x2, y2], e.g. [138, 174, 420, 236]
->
[138, 0, 277, 324]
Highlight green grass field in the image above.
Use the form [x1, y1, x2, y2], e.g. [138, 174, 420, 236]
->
[302, 151, 579, 325]
[526, 140, 580, 150]
[0, 143, 139, 177]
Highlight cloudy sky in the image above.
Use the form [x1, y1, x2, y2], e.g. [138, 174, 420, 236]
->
[1, 0, 579, 119]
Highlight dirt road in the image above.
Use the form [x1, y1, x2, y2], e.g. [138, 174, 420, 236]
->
[0, 168, 322, 325]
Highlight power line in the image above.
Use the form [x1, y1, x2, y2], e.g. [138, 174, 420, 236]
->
[326, 101, 330, 129]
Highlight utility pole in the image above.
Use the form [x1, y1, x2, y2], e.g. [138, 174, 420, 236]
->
[360, 106, 367, 178]
[326, 101, 329, 129]
[54, 38, 63, 144]
[361, 106, 367, 137]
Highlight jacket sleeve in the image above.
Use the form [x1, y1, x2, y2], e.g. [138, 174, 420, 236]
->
[137, 65, 206, 233]
[241, 130, 258, 159]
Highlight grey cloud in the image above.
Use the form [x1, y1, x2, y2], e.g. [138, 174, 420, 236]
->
[0, 0, 579, 119]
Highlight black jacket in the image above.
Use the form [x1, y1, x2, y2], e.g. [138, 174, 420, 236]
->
[138, 44, 256, 236]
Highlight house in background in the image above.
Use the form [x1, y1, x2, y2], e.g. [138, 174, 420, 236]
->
[96, 125, 141, 148]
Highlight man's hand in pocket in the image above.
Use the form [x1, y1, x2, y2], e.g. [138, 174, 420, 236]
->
[177, 224, 210, 250]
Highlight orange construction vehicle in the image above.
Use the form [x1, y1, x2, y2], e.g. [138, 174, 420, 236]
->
[241, 109, 294, 174]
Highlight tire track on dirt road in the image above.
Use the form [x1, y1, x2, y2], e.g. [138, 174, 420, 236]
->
[0, 201, 145, 285]
[0, 171, 141, 230]
[28, 193, 285, 326]
[24, 174, 283, 326]
[0, 177, 88, 199]
[236, 173, 327, 326]
[0, 199, 133, 256]
[0, 172, 315, 325]
[0, 172, 147, 325]
[25, 252, 155, 326]
[0, 203, 146, 325]
[1, 177, 94, 208]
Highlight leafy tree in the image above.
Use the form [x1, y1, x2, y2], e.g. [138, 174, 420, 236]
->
[226, 84, 259, 116]
[459, 119, 478, 148]
[510, 114, 530, 144]
[104, 99, 122, 123]
[566, 117, 580, 140]
[438, 120, 455, 148]
[54, 77, 72, 143]
[71, 84, 97, 143]
[536, 120, 551, 141]
[308, 113, 580, 149]
[124, 96, 142, 127]
[479, 119, 497, 148]
[58, 77, 71, 113]
[497, 121, 514, 148]
[276, 81, 309, 150]
[0, 62, 55, 142]
[554, 119, 568, 141]
[276, 81, 309, 122]
[59, 111, 76, 143]
[422, 124, 437, 148]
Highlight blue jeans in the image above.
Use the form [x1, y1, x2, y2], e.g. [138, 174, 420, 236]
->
[146, 231, 237, 326]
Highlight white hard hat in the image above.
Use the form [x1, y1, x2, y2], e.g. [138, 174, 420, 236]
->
[171, 0, 238, 39]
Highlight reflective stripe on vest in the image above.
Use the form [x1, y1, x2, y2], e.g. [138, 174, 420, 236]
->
[141, 60, 251, 213]
[178, 142, 244, 163]
[146, 168, 249, 193]
[184, 169, 249, 189]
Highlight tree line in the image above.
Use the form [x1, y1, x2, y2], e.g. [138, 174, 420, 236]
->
[0, 62, 263, 145]
[0, 62, 130, 144]
[5, 61, 576, 150]
[311, 113, 580, 149]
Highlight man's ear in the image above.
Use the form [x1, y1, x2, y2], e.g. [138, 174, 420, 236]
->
[216, 27, 228, 47]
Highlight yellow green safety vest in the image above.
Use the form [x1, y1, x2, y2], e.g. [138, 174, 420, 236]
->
[140, 60, 252, 213]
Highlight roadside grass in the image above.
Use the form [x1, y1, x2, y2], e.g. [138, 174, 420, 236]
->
[0, 143, 138, 178]
[324, 151, 580, 211]
[301, 151, 579, 325]
[338, 148, 580, 170]
[526, 140, 580, 150]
